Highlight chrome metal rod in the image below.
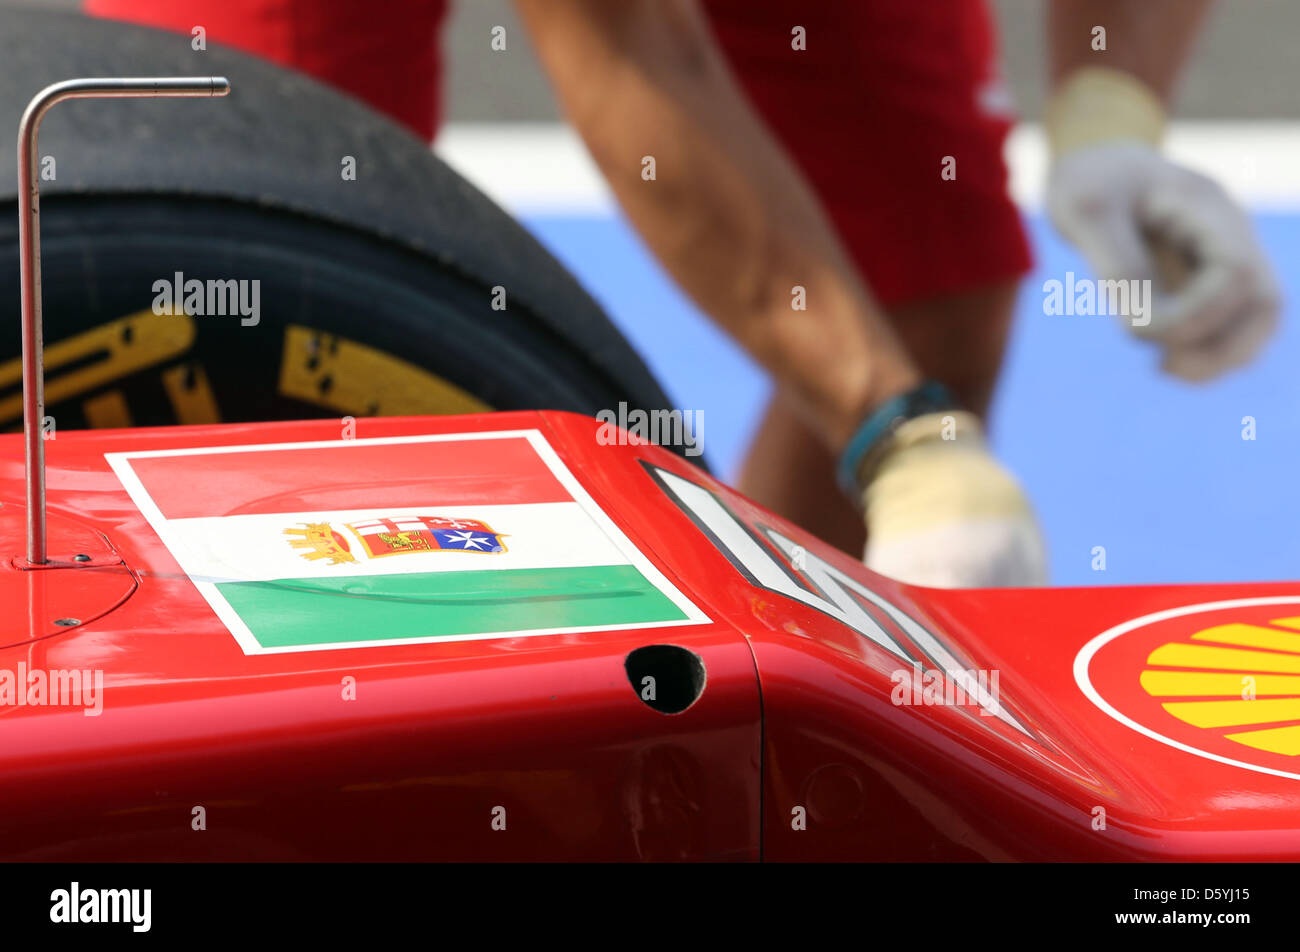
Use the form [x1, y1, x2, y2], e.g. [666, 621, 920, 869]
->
[18, 77, 230, 564]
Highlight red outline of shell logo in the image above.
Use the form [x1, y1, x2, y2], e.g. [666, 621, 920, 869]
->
[1076, 597, 1300, 781]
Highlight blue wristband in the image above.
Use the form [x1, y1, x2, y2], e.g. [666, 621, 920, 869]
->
[836, 381, 958, 499]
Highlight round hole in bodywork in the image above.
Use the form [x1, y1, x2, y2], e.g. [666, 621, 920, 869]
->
[625, 644, 707, 714]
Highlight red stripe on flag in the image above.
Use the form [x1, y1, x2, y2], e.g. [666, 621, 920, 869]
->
[126, 437, 571, 519]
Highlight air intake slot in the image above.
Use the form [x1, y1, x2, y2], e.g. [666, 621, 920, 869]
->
[625, 644, 706, 714]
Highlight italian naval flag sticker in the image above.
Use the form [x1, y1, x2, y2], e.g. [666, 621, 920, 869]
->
[106, 429, 707, 654]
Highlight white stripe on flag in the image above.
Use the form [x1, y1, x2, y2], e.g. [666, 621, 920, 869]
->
[164, 502, 630, 583]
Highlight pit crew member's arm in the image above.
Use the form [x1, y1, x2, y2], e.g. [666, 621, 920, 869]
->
[512, 0, 920, 451]
[1046, 0, 1279, 381]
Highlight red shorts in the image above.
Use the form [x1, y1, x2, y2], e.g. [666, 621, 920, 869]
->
[85, 0, 1031, 307]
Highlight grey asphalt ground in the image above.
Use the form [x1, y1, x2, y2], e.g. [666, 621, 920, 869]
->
[2, 0, 1296, 119]
[444, 0, 1300, 122]
[439, 0, 1300, 121]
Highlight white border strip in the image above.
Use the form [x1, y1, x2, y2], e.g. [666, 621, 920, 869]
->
[1073, 596, 1300, 784]
[106, 428, 709, 655]
[437, 123, 615, 216]
[437, 120, 1300, 216]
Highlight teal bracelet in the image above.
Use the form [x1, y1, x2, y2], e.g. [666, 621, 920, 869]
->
[835, 381, 957, 499]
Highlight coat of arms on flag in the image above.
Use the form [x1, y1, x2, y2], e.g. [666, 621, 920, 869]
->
[285, 515, 505, 564]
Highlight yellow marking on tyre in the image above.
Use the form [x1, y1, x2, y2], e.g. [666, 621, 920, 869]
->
[277, 325, 490, 416]
[0, 310, 195, 425]
[82, 389, 133, 428]
[162, 362, 222, 424]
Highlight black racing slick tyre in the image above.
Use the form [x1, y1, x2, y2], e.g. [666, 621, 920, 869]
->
[0, 8, 684, 446]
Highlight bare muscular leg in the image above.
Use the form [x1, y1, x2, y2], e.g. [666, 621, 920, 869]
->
[736, 281, 1020, 555]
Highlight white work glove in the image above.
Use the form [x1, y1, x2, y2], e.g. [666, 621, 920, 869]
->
[1045, 68, 1279, 382]
[861, 412, 1047, 588]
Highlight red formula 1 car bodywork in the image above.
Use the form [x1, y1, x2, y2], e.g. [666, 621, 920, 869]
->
[3, 409, 1299, 861]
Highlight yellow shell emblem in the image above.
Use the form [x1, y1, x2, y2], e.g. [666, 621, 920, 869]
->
[1141, 617, 1300, 756]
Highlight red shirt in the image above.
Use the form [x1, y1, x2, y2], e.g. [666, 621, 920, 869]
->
[85, 0, 451, 139]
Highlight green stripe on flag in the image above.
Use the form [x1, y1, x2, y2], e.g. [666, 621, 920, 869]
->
[216, 564, 688, 648]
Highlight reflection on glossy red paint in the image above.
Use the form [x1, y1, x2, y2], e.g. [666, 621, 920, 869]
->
[0, 410, 1297, 860]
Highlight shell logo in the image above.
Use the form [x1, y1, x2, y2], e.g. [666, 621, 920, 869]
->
[1075, 596, 1300, 782]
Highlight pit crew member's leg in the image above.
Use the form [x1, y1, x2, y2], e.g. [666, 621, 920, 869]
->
[739, 281, 1018, 555]
[706, 0, 1032, 556]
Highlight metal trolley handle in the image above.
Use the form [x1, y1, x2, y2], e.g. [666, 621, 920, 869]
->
[17, 77, 230, 565]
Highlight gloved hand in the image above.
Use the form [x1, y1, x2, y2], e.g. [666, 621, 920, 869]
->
[1045, 67, 1279, 382]
[861, 412, 1047, 588]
